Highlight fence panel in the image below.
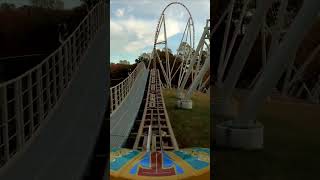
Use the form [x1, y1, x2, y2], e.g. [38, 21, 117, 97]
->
[0, 2, 107, 168]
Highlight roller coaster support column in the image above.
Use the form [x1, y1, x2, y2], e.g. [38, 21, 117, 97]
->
[177, 20, 210, 99]
[177, 48, 210, 109]
[216, 0, 320, 150]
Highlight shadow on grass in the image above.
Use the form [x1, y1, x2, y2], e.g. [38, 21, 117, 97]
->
[213, 93, 320, 180]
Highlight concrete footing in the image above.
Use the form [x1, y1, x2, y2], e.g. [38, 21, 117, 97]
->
[176, 91, 185, 99]
[215, 120, 264, 150]
[176, 99, 193, 109]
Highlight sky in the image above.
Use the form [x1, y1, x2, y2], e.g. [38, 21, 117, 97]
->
[110, 0, 210, 64]
[0, 0, 82, 9]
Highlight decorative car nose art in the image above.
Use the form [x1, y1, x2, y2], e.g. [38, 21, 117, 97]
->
[129, 151, 184, 176]
[110, 148, 210, 179]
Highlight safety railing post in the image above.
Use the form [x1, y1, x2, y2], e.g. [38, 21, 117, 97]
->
[63, 42, 70, 84]
[58, 48, 64, 94]
[52, 57, 57, 104]
[45, 61, 52, 109]
[110, 88, 114, 112]
[121, 83, 124, 101]
[114, 86, 118, 109]
[36, 68, 44, 124]
[0, 86, 10, 163]
[89, 13, 92, 41]
[79, 24, 83, 56]
[95, 6, 98, 32]
[14, 80, 24, 149]
[125, 79, 128, 97]
[72, 36, 77, 71]
[27, 73, 35, 136]
[68, 39, 73, 76]
[117, 85, 121, 106]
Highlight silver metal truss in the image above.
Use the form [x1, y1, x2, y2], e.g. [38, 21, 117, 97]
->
[216, 0, 252, 86]
[248, 0, 289, 89]
[235, 0, 320, 126]
[213, 0, 276, 108]
[310, 77, 320, 104]
[177, 19, 211, 99]
[281, 44, 320, 100]
[214, 0, 320, 150]
[152, 2, 195, 89]
[185, 46, 210, 100]
[198, 75, 210, 92]
[213, 0, 292, 90]
[213, 0, 320, 121]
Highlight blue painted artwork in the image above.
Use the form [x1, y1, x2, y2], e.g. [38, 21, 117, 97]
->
[174, 150, 209, 170]
[110, 150, 140, 171]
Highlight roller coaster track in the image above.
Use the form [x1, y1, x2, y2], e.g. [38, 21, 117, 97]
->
[132, 69, 179, 151]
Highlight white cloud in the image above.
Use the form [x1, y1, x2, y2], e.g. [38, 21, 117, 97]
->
[110, 21, 123, 32]
[111, 15, 184, 55]
[110, 0, 210, 63]
[127, 6, 134, 13]
[157, 18, 183, 42]
[124, 41, 147, 52]
[115, 8, 125, 17]
[178, 11, 185, 19]
[142, 0, 152, 4]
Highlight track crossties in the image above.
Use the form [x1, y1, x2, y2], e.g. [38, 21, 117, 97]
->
[132, 69, 179, 151]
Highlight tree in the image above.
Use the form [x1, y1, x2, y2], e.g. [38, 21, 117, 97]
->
[30, 0, 64, 9]
[80, 0, 100, 11]
[137, 53, 151, 65]
[119, 60, 130, 65]
[162, 47, 172, 55]
[0, 3, 16, 10]
[177, 42, 195, 60]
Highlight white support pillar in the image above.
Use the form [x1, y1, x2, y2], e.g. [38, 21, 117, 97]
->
[220, 0, 251, 81]
[213, 0, 274, 117]
[217, 0, 235, 84]
[163, 15, 171, 88]
[178, 25, 209, 94]
[177, 50, 210, 110]
[198, 75, 210, 91]
[185, 50, 210, 100]
[238, 0, 320, 125]
[216, 0, 320, 150]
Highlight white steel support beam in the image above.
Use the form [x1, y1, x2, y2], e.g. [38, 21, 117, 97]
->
[216, 0, 274, 106]
[185, 49, 210, 99]
[162, 14, 171, 88]
[178, 24, 210, 93]
[217, 0, 236, 84]
[235, 0, 320, 127]
[219, 0, 250, 82]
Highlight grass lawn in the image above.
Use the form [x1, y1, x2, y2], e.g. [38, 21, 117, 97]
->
[214, 95, 320, 180]
[162, 88, 210, 148]
[163, 87, 320, 179]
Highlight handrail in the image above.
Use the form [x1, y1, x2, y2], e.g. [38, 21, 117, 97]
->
[0, 2, 107, 168]
[110, 62, 146, 114]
